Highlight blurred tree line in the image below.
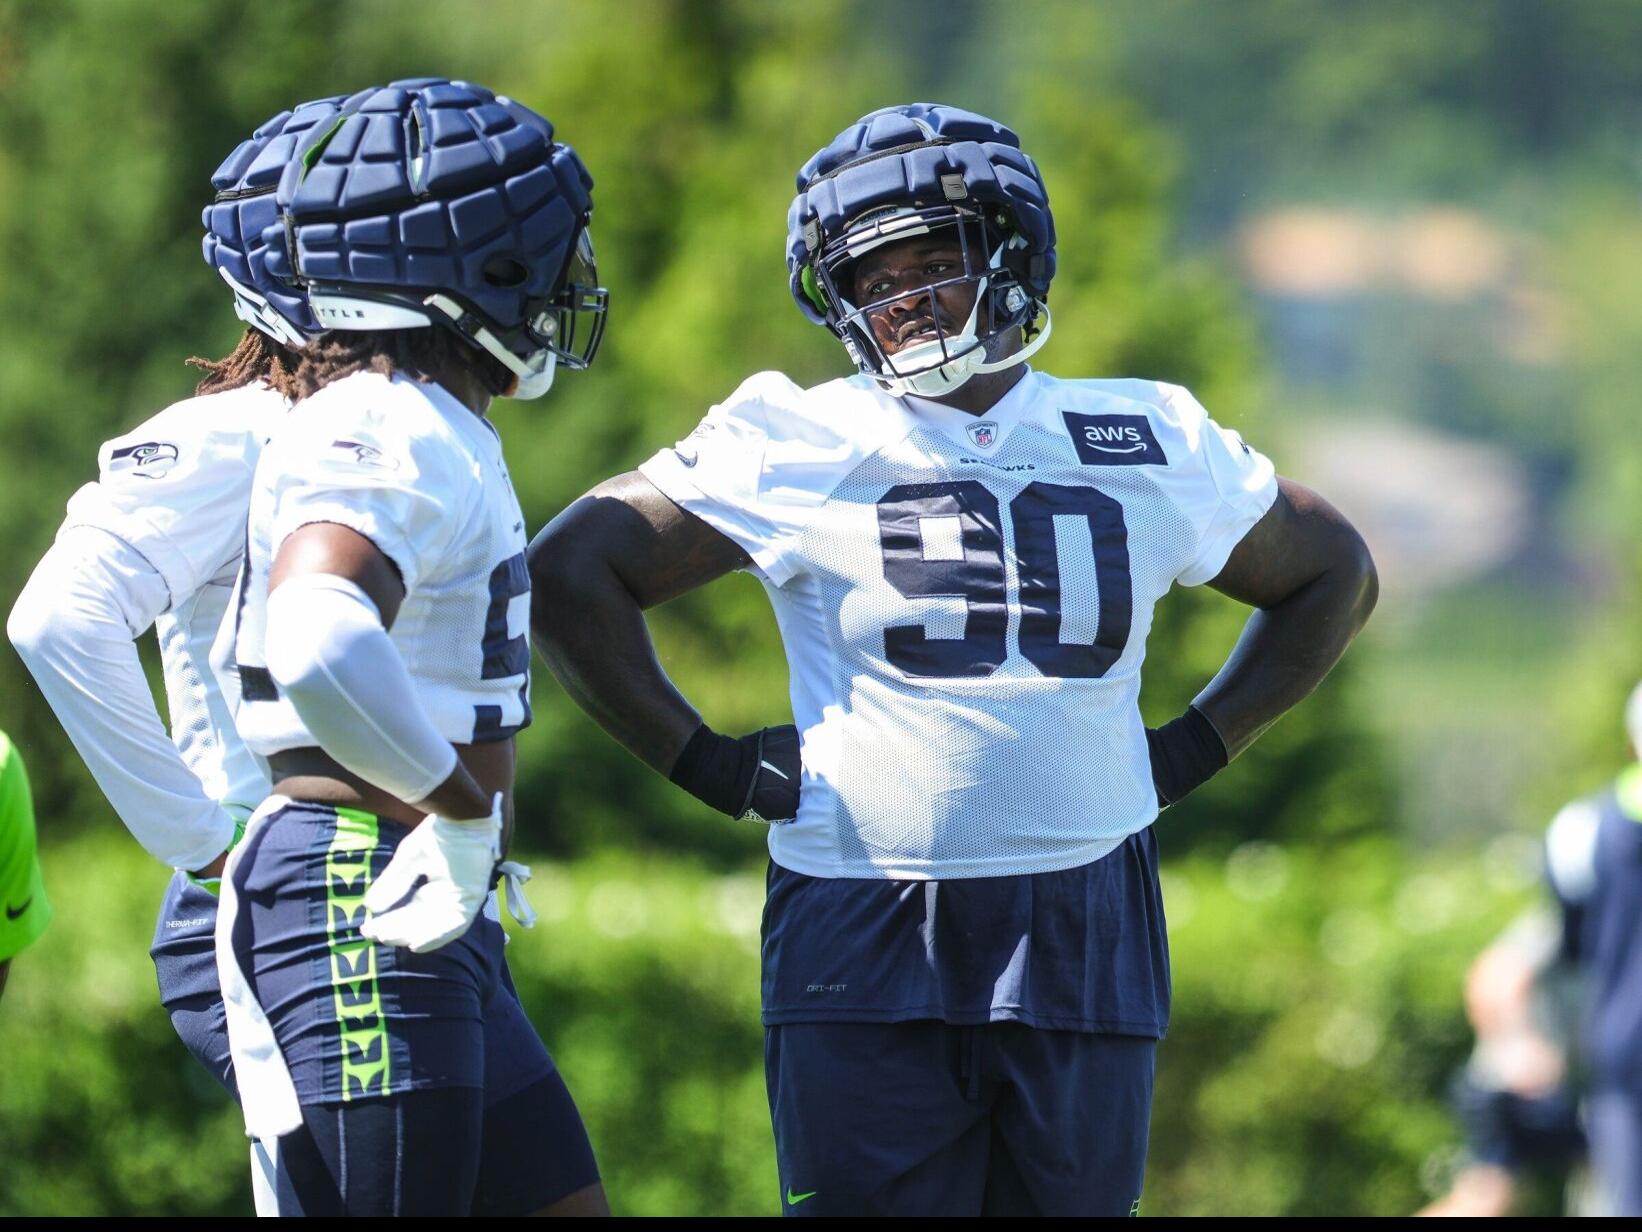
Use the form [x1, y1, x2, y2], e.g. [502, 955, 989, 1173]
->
[6, 0, 1621, 1216]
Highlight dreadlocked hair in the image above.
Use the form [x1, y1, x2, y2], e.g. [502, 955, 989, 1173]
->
[289, 326, 516, 401]
[188, 329, 302, 400]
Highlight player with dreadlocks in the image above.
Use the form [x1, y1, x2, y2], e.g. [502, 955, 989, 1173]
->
[216, 77, 608, 1215]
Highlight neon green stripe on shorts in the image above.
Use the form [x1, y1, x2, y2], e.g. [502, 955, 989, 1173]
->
[327, 806, 391, 1098]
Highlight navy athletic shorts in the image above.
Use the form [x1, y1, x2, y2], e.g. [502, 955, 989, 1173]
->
[152, 872, 237, 1094]
[266, 1070, 602, 1217]
[759, 829, 1169, 1216]
[197, 801, 597, 1215]
[761, 828, 1170, 1033]
[767, 1019, 1155, 1216]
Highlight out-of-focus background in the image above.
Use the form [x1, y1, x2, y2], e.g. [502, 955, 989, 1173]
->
[2, 0, 1639, 1215]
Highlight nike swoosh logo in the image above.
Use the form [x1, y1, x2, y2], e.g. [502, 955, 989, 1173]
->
[6, 897, 32, 920]
[787, 1188, 817, 1206]
[760, 760, 790, 781]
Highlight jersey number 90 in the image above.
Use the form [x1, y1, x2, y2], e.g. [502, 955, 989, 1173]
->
[876, 480, 1131, 680]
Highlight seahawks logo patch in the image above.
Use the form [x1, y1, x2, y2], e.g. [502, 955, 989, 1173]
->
[332, 439, 399, 470]
[108, 441, 179, 479]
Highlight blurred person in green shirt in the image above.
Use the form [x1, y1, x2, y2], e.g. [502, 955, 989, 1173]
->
[0, 731, 51, 1000]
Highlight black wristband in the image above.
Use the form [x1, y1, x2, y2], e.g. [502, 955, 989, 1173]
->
[668, 723, 802, 822]
[668, 723, 754, 817]
[1145, 705, 1229, 807]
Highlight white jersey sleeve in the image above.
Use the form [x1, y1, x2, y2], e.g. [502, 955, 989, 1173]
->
[1151, 383, 1278, 586]
[638, 372, 820, 586]
[1545, 797, 1602, 906]
[8, 385, 285, 870]
[61, 384, 273, 603]
[8, 528, 235, 870]
[256, 397, 473, 596]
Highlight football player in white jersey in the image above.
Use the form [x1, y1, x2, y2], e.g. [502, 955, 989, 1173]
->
[215, 78, 608, 1216]
[8, 98, 343, 1213]
[528, 104, 1379, 1216]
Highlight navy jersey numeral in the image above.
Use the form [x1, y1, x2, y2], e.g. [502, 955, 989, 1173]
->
[480, 552, 531, 680]
[875, 481, 1132, 680]
[1012, 482, 1132, 679]
[877, 481, 1008, 677]
[474, 551, 531, 739]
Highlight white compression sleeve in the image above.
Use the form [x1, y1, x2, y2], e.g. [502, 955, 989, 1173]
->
[263, 573, 458, 804]
[6, 527, 236, 871]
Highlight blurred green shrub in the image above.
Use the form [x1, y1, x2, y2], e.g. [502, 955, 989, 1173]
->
[1151, 833, 1535, 1216]
[0, 0, 1424, 1217]
[0, 827, 1529, 1216]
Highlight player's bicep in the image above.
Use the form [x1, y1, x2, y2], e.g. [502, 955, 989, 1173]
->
[604, 472, 753, 605]
[1206, 477, 1370, 609]
[269, 522, 405, 629]
[530, 470, 749, 613]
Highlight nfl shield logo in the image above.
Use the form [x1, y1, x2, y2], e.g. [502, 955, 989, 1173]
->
[967, 421, 998, 448]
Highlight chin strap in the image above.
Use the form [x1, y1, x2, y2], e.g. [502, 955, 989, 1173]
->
[423, 293, 556, 399]
[217, 268, 309, 350]
[883, 304, 1052, 398]
[969, 304, 1053, 375]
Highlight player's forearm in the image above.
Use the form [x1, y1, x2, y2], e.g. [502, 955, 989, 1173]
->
[530, 474, 764, 781]
[1193, 531, 1377, 757]
[7, 533, 234, 870]
[263, 572, 489, 817]
[528, 546, 702, 775]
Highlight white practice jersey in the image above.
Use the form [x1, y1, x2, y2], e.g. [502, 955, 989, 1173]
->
[235, 371, 532, 755]
[59, 383, 285, 815]
[640, 368, 1277, 879]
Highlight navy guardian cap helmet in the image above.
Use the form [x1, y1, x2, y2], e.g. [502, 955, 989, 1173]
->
[263, 78, 607, 399]
[787, 103, 1055, 398]
[203, 96, 349, 348]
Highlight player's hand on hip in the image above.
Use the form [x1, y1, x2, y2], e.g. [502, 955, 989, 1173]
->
[361, 791, 503, 954]
[669, 723, 802, 824]
[741, 725, 801, 823]
[182, 809, 251, 895]
[1144, 706, 1229, 809]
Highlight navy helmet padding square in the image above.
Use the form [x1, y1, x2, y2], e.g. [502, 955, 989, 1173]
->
[263, 78, 595, 346]
[202, 96, 352, 340]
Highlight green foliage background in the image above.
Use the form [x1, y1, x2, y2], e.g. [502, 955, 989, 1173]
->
[1, 0, 1635, 1216]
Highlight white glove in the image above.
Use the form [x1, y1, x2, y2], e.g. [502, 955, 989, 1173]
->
[361, 793, 503, 954]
